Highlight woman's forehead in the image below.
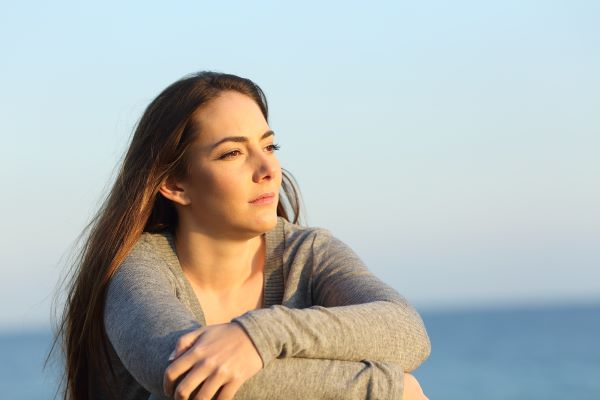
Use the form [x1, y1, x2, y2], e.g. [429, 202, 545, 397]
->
[192, 92, 269, 142]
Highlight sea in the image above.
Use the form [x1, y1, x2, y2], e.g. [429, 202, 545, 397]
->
[1, 303, 599, 399]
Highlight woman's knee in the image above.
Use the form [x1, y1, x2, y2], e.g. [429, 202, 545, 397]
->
[403, 373, 428, 400]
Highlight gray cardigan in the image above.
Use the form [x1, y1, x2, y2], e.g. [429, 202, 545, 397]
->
[103, 216, 431, 399]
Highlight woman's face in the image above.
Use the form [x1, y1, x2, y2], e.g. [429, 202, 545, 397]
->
[175, 90, 282, 238]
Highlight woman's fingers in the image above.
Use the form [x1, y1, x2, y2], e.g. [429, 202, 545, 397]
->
[174, 362, 241, 400]
[214, 379, 244, 400]
[164, 331, 207, 396]
[164, 323, 262, 399]
[172, 361, 213, 400]
[190, 367, 231, 400]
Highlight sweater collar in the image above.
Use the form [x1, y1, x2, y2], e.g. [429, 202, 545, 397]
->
[160, 216, 285, 324]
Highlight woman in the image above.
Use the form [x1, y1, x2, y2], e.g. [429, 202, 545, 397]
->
[56, 71, 431, 399]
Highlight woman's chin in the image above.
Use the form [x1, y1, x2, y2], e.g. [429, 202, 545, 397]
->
[251, 211, 279, 233]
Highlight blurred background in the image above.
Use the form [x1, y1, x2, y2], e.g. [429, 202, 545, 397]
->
[1, 0, 598, 398]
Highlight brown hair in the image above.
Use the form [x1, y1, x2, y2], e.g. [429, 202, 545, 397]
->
[50, 71, 304, 399]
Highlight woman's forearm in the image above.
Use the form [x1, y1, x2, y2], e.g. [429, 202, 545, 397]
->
[147, 357, 404, 400]
[236, 357, 404, 400]
[232, 301, 430, 372]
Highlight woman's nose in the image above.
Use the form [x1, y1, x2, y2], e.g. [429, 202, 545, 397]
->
[252, 149, 278, 182]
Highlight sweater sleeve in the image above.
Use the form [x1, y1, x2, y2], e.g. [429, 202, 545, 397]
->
[231, 229, 431, 372]
[234, 358, 404, 400]
[104, 240, 202, 396]
[149, 358, 404, 400]
[105, 239, 404, 400]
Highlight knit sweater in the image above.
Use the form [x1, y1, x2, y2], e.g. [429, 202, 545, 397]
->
[103, 216, 431, 400]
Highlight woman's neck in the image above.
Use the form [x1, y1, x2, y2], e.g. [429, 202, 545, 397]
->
[173, 227, 266, 296]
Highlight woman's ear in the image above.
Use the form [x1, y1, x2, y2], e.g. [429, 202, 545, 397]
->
[158, 178, 192, 206]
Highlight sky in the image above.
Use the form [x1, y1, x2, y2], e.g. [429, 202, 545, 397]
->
[1, 0, 598, 330]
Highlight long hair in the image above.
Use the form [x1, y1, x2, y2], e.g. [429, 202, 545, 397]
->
[51, 71, 305, 399]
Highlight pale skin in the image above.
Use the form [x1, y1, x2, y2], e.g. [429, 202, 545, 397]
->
[158, 91, 427, 400]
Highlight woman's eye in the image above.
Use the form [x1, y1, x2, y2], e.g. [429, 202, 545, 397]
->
[219, 143, 280, 160]
[220, 150, 241, 159]
[267, 143, 281, 152]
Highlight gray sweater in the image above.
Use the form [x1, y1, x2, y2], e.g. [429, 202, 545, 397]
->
[104, 216, 431, 400]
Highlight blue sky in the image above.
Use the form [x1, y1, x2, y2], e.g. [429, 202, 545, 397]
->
[1, 0, 598, 330]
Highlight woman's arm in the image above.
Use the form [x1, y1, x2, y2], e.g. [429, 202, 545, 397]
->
[103, 241, 200, 396]
[231, 228, 431, 372]
[151, 358, 403, 400]
[234, 358, 404, 400]
[104, 239, 404, 399]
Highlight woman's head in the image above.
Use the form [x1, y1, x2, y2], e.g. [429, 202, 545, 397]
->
[53, 71, 303, 399]
[158, 89, 283, 239]
[122, 71, 290, 235]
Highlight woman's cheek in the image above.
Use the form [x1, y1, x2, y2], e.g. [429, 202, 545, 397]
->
[214, 174, 245, 202]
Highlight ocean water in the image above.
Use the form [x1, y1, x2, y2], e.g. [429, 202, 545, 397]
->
[2, 304, 599, 399]
[414, 304, 600, 400]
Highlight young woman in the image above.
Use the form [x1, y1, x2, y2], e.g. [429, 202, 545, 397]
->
[56, 71, 431, 399]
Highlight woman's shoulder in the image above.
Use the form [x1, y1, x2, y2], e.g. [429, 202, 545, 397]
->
[107, 231, 180, 306]
[128, 230, 176, 260]
[116, 230, 179, 280]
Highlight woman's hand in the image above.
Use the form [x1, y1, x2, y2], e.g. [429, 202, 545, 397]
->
[403, 373, 428, 400]
[163, 322, 263, 400]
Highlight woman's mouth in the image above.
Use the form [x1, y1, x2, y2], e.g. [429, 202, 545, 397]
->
[249, 192, 275, 204]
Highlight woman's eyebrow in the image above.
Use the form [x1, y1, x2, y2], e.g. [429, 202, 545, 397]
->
[210, 130, 275, 151]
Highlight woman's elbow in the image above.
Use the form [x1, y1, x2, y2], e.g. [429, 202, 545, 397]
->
[414, 329, 432, 370]
[389, 301, 432, 371]
[405, 310, 432, 371]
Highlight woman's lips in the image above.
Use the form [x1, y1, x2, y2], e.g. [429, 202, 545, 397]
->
[249, 192, 275, 204]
